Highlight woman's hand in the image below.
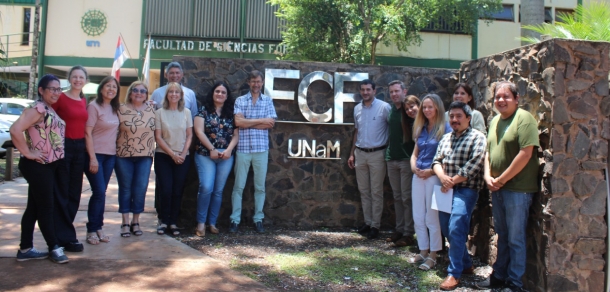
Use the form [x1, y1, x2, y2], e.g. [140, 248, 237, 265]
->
[219, 149, 232, 160]
[89, 158, 99, 174]
[25, 149, 47, 164]
[210, 149, 219, 160]
[172, 152, 185, 164]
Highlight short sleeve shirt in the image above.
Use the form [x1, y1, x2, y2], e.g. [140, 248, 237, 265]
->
[354, 98, 391, 148]
[195, 106, 236, 156]
[234, 92, 277, 153]
[51, 93, 87, 139]
[25, 101, 65, 163]
[151, 84, 198, 119]
[86, 102, 119, 155]
[415, 122, 451, 169]
[487, 108, 540, 193]
[116, 103, 156, 157]
[155, 108, 193, 154]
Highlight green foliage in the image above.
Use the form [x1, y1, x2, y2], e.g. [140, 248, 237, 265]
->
[269, 0, 502, 64]
[521, 1, 610, 43]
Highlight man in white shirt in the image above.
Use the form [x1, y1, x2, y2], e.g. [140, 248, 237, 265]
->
[151, 62, 198, 118]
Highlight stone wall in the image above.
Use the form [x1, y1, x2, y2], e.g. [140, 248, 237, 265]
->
[459, 39, 609, 292]
[175, 57, 457, 228]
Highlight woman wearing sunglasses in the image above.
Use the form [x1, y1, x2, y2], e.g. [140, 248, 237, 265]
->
[115, 81, 156, 237]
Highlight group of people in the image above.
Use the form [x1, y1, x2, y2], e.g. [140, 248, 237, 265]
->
[349, 79, 539, 291]
[10, 63, 276, 264]
[11, 64, 538, 291]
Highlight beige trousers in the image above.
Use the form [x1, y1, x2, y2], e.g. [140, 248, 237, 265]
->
[354, 148, 386, 229]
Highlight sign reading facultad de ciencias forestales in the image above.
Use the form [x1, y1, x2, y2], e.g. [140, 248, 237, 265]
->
[143, 38, 287, 55]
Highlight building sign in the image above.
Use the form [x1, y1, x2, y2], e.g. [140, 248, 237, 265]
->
[81, 10, 107, 37]
[143, 38, 287, 55]
[288, 139, 341, 160]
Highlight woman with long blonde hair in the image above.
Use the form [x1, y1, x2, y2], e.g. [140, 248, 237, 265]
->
[409, 93, 451, 271]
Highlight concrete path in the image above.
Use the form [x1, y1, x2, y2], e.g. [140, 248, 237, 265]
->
[0, 170, 268, 291]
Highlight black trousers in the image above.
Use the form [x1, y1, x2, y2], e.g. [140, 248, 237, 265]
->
[19, 158, 59, 251]
[53, 138, 86, 245]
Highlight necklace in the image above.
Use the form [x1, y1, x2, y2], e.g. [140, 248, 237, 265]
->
[129, 103, 146, 116]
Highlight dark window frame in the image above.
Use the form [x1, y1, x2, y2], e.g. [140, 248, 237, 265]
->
[21, 7, 31, 46]
[487, 4, 514, 22]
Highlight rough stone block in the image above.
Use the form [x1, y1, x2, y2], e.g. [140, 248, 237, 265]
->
[567, 80, 591, 92]
[571, 130, 591, 159]
[588, 140, 608, 159]
[551, 177, 569, 193]
[581, 182, 607, 216]
[547, 274, 579, 291]
[572, 172, 597, 198]
[587, 271, 605, 292]
[574, 238, 606, 255]
[575, 256, 605, 271]
[581, 161, 605, 170]
[558, 158, 578, 176]
[554, 217, 579, 243]
[574, 45, 600, 56]
[568, 99, 597, 120]
[548, 197, 577, 218]
[595, 78, 609, 97]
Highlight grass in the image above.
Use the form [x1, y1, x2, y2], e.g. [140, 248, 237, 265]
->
[232, 246, 444, 291]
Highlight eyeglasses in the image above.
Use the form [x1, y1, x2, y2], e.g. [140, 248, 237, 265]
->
[131, 88, 148, 94]
[45, 87, 62, 93]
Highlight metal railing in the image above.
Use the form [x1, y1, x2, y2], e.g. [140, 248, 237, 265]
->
[1, 32, 34, 61]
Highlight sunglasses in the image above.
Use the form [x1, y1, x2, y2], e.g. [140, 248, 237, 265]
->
[131, 88, 148, 94]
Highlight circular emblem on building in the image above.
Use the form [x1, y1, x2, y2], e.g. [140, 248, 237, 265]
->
[81, 10, 107, 37]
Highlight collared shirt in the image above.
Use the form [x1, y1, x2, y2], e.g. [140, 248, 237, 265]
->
[151, 84, 198, 118]
[385, 104, 413, 161]
[354, 98, 391, 148]
[432, 127, 487, 190]
[234, 91, 277, 153]
[416, 121, 451, 169]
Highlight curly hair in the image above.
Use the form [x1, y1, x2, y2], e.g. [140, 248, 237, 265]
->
[202, 81, 234, 118]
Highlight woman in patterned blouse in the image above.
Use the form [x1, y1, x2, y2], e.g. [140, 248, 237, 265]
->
[115, 81, 155, 237]
[193, 81, 238, 237]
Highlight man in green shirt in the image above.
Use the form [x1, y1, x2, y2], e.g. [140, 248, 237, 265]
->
[477, 81, 539, 292]
[384, 80, 415, 247]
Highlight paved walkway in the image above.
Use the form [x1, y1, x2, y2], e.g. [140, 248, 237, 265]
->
[0, 170, 268, 291]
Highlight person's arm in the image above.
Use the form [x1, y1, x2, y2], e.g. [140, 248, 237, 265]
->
[347, 128, 358, 169]
[455, 133, 487, 184]
[432, 136, 453, 191]
[410, 143, 419, 173]
[234, 113, 274, 129]
[179, 126, 192, 161]
[154, 111, 183, 164]
[484, 152, 501, 191]
[193, 116, 219, 159]
[9, 107, 45, 163]
[84, 126, 98, 173]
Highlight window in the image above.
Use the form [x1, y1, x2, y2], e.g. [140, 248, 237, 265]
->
[555, 9, 574, 23]
[545, 7, 553, 23]
[21, 8, 31, 45]
[421, 17, 467, 34]
[488, 4, 514, 22]
[7, 103, 25, 115]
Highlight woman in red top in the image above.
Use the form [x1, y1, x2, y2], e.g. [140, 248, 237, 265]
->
[51, 65, 89, 252]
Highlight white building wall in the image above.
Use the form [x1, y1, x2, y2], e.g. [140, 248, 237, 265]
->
[0, 4, 36, 59]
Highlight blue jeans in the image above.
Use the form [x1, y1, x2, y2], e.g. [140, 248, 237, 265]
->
[194, 151, 234, 225]
[230, 151, 268, 224]
[115, 156, 153, 214]
[439, 187, 478, 279]
[84, 154, 116, 233]
[154, 152, 191, 225]
[492, 190, 533, 288]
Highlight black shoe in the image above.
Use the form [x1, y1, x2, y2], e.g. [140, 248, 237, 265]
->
[357, 224, 371, 234]
[229, 222, 239, 233]
[255, 221, 265, 233]
[367, 227, 379, 239]
[62, 241, 84, 252]
[475, 272, 506, 289]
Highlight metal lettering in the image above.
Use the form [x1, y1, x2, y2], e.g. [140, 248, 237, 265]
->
[326, 140, 340, 158]
[302, 140, 316, 157]
[288, 139, 302, 157]
[298, 71, 333, 123]
[333, 72, 368, 123]
[264, 69, 300, 100]
[315, 144, 326, 158]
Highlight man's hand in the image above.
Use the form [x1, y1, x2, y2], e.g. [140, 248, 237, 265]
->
[485, 175, 503, 191]
[439, 174, 454, 189]
[348, 155, 355, 169]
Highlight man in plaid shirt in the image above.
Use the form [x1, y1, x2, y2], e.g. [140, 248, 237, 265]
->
[432, 101, 486, 291]
[229, 70, 277, 234]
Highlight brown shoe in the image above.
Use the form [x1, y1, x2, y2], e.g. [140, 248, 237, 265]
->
[385, 232, 403, 242]
[439, 276, 460, 291]
[208, 225, 219, 234]
[194, 228, 205, 237]
[462, 266, 475, 275]
[394, 235, 415, 247]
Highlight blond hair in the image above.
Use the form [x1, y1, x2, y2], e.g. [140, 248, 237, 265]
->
[412, 94, 447, 141]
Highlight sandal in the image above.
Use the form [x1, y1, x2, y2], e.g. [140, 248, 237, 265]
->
[170, 225, 180, 236]
[131, 223, 143, 236]
[86, 233, 100, 245]
[157, 224, 167, 235]
[419, 257, 437, 271]
[120, 224, 131, 237]
[408, 254, 426, 264]
[97, 230, 110, 242]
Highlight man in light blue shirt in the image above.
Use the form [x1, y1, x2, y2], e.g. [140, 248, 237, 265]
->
[348, 79, 391, 240]
[151, 62, 198, 118]
[229, 70, 277, 234]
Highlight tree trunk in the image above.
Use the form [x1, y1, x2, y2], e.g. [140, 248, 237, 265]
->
[27, 0, 40, 100]
[521, 0, 545, 45]
[370, 40, 377, 65]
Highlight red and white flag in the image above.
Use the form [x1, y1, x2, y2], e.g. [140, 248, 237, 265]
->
[111, 36, 129, 81]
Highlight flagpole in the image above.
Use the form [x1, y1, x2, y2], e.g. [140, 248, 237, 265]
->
[119, 33, 140, 80]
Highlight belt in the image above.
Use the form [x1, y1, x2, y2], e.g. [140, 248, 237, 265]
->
[356, 146, 386, 153]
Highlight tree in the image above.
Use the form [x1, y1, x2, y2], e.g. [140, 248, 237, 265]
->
[520, 0, 545, 45]
[521, 1, 610, 43]
[269, 0, 502, 64]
